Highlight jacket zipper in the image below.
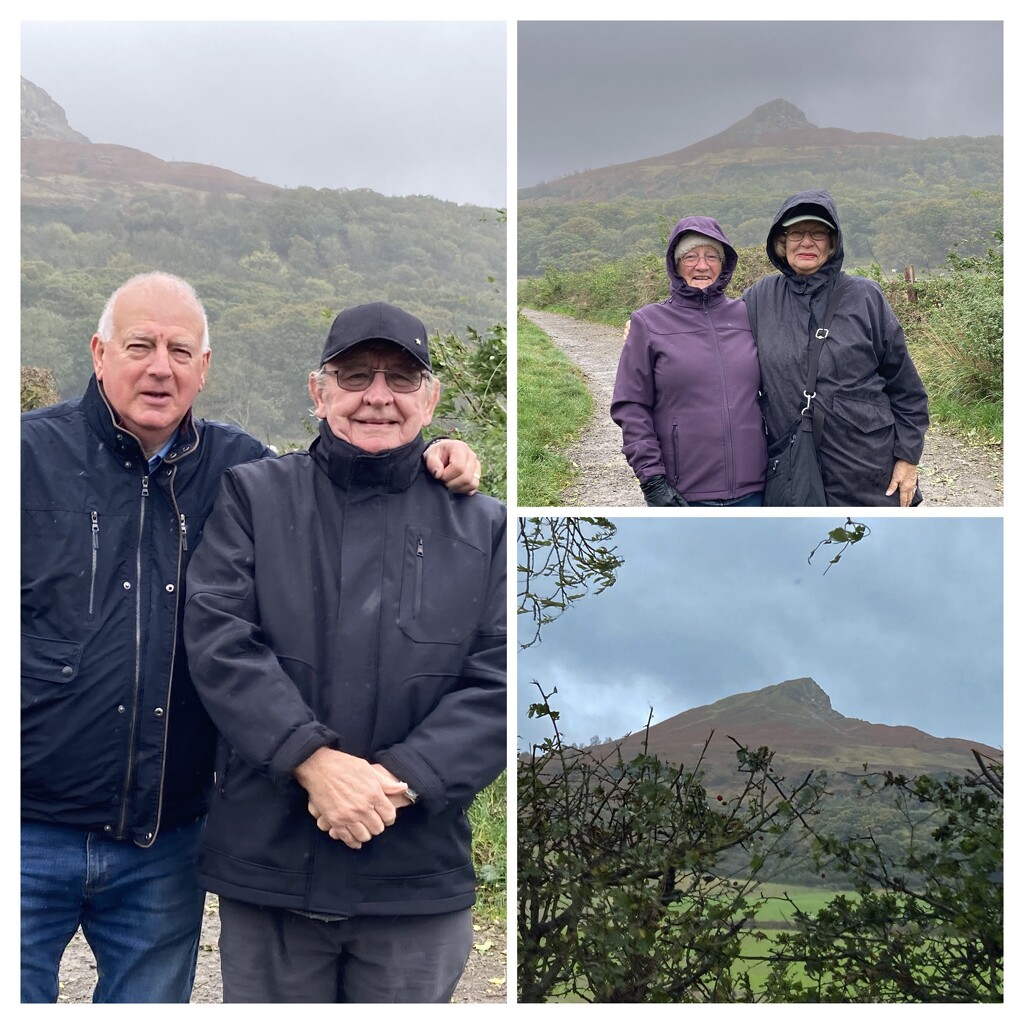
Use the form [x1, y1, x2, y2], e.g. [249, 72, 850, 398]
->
[705, 291, 736, 494]
[88, 511, 99, 617]
[117, 472, 149, 837]
[414, 536, 424, 618]
[142, 465, 187, 848]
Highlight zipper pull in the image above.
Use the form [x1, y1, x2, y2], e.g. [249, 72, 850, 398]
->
[417, 538, 424, 557]
[91, 510, 99, 549]
[141, 474, 149, 498]
[179, 513, 188, 551]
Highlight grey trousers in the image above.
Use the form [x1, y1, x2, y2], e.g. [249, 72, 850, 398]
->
[217, 896, 473, 1003]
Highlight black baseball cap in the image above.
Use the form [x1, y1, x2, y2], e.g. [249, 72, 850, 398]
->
[320, 302, 431, 370]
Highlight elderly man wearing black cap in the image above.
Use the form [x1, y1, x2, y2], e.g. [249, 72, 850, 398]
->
[182, 302, 506, 1003]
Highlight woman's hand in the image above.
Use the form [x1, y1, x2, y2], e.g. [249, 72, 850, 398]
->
[640, 475, 689, 507]
[886, 459, 919, 506]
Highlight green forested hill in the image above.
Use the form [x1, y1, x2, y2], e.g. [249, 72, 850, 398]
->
[22, 181, 506, 448]
[519, 103, 1001, 276]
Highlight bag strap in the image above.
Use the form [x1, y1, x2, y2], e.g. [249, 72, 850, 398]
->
[801, 272, 848, 445]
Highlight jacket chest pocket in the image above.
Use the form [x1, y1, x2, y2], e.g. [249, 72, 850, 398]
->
[397, 525, 487, 645]
[22, 507, 133, 626]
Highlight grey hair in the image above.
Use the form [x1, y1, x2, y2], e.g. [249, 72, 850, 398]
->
[96, 272, 210, 352]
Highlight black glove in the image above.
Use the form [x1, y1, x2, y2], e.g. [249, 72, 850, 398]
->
[640, 475, 689, 507]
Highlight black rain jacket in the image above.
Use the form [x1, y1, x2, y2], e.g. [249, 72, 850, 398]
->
[743, 190, 929, 506]
[183, 423, 507, 916]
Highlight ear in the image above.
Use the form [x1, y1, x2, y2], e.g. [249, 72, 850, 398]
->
[308, 372, 327, 418]
[90, 335, 110, 379]
[418, 378, 442, 429]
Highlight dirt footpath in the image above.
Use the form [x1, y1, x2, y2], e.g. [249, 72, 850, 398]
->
[56, 894, 507, 1003]
[521, 307, 1003, 508]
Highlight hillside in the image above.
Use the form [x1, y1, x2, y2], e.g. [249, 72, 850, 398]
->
[587, 677, 1001, 787]
[20, 78, 506, 447]
[520, 99, 995, 203]
[518, 99, 1002, 274]
[21, 76, 279, 204]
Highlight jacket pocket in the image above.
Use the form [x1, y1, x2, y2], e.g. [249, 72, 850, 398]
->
[398, 526, 486, 645]
[21, 633, 82, 684]
[830, 393, 895, 434]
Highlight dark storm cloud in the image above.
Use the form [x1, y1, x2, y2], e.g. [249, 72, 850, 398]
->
[517, 518, 1002, 752]
[518, 21, 1003, 187]
[20, 21, 506, 207]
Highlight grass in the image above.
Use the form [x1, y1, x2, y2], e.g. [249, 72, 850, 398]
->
[516, 315, 593, 505]
[469, 771, 506, 925]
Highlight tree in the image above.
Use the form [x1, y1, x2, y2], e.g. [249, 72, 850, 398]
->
[518, 685, 825, 1002]
[428, 322, 507, 500]
[763, 756, 1003, 1002]
[21, 366, 59, 410]
[517, 517, 623, 649]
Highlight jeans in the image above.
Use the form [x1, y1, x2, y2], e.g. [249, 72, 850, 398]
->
[689, 490, 764, 507]
[218, 896, 474, 1003]
[20, 817, 205, 1003]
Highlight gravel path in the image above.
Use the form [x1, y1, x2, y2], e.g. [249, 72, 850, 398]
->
[521, 307, 1003, 508]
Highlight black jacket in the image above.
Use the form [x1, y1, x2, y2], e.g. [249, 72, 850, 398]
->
[183, 423, 507, 916]
[21, 376, 270, 845]
[743, 190, 929, 506]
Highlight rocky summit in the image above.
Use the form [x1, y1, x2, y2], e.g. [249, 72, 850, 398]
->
[587, 677, 1000, 787]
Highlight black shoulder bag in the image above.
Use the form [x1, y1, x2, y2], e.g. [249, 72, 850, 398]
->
[763, 273, 847, 507]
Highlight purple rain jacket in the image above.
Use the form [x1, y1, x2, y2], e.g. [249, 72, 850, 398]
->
[611, 216, 766, 502]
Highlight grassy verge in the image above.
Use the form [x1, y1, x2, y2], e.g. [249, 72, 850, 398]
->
[469, 771, 506, 925]
[516, 315, 593, 505]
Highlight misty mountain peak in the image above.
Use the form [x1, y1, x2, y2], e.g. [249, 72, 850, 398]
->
[21, 77, 90, 144]
[718, 99, 813, 145]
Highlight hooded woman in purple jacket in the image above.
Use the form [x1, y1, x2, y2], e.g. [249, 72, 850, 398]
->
[611, 216, 767, 506]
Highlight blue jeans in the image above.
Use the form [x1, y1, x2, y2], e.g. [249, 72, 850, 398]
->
[689, 490, 764, 507]
[21, 818, 205, 1003]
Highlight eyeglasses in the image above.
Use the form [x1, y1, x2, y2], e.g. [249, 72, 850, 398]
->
[322, 367, 425, 393]
[784, 229, 830, 243]
[680, 251, 723, 266]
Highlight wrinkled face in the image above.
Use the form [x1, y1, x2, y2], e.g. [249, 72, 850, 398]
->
[90, 281, 209, 456]
[676, 247, 723, 289]
[783, 220, 834, 276]
[309, 341, 440, 453]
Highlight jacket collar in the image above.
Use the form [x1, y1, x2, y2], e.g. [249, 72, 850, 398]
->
[83, 375, 201, 467]
[312, 419, 425, 492]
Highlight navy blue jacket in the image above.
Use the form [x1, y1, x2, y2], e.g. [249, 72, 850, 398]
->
[21, 377, 270, 845]
[183, 423, 507, 916]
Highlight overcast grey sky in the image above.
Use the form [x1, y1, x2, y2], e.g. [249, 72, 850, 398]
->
[20, 20, 506, 208]
[518, 20, 1004, 187]
[518, 517, 1003, 754]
